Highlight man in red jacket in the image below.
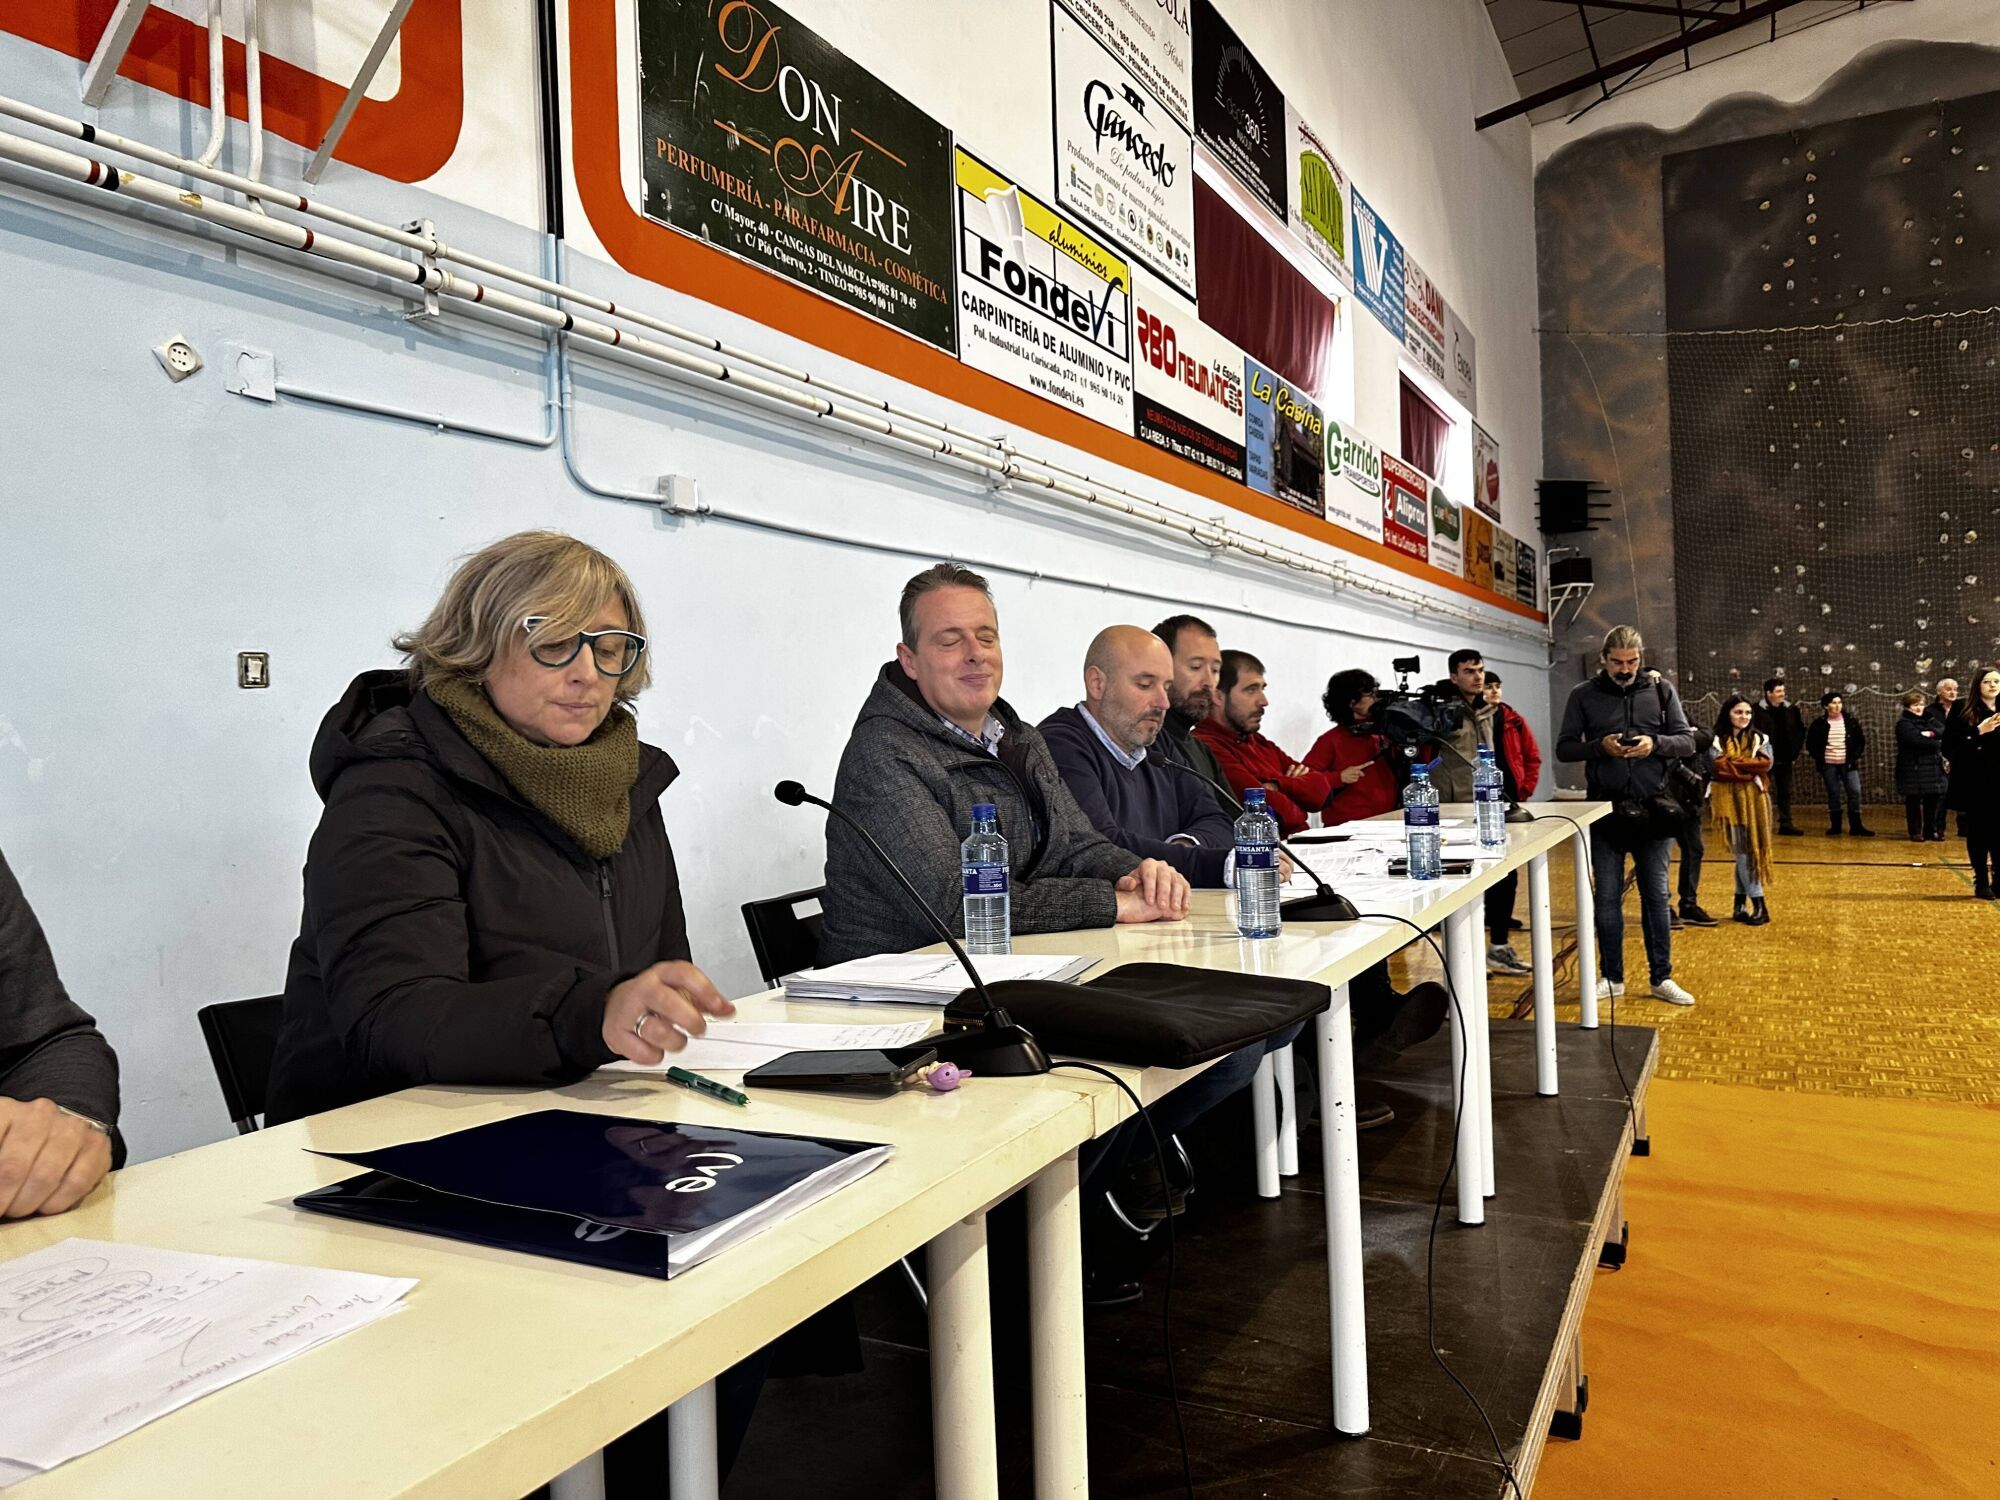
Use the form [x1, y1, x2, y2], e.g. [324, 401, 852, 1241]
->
[1194, 650, 1334, 835]
[1485, 670, 1542, 799]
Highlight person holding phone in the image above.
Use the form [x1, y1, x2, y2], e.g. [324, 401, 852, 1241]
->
[1944, 667, 2000, 898]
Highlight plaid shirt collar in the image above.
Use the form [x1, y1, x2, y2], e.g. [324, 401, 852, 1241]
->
[936, 710, 1007, 756]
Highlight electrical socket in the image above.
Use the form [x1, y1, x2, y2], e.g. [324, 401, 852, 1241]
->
[154, 338, 203, 382]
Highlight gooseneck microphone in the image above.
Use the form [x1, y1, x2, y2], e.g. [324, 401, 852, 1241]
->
[772, 780, 1051, 1077]
[1157, 756, 1362, 923]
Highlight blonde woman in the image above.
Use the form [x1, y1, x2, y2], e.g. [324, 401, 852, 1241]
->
[1711, 695, 1775, 925]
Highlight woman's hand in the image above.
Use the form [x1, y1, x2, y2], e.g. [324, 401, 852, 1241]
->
[603, 962, 737, 1065]
[1980, 713, 2000, 736]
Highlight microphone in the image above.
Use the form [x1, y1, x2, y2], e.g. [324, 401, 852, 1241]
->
[1156, 757, 1361, 923]
[772, 780, 1051, 1077]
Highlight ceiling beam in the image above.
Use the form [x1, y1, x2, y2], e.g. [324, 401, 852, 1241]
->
[1476, 0, 1809, 129]
[1528, 0, 1718, 17]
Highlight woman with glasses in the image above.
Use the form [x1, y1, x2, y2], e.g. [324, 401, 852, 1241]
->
[267, 530, 733, 1124]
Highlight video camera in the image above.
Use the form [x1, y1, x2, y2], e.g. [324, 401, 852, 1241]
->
[1365, 655, 1465, 761]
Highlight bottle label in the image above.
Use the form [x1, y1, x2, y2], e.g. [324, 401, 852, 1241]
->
[963, 863, 1008, 895]
[1236, 843, 1277, 870]
[1475, 786, 1504, 803]
[1405, 806, 1440, 827]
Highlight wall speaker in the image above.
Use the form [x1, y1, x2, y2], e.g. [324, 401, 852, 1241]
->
[1537, 478, 1610, 535]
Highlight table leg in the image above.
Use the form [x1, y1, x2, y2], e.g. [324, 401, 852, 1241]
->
[1274, 1043, 1300, 1178]
[1250, 1053, 1280, 1199]
[930, 1214, 999, 1500]
[1529, 852, 1559, 1096]
[666, 1382, 718, 1500]
[1574, 829, 1600, 1030]
[1315, 990, 1369, 1435]
[1442, 909, 1486, 1226]
[1471, 935, 1496, 1199]
[548, 1450, 605, 1500]
[1027, 1152, 1087, 1497]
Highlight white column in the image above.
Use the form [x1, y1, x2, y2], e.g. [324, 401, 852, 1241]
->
[548, 1451, 606, 1500]
[666, 1382, 719, 1500]
[1442, 909, 1485, 1226]
[1250, 1053, 1281, 1199]
[929, 1215, 1000, 1500]
[1529, 853, 1559, 1095]
[1274, 1043, 1300, 1178]
[1574, 829, 1600, 1029]
[1027, 1153, 1088, 1497]
[1316, 990, 1370, 1434]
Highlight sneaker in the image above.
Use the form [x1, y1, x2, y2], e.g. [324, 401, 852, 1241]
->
[1486, 943, 1532, 976]
[1679, 903, 1720, 928]
[1594, 977, 1626, 1000]
[1083, 1266, 1144, 1309]
[1356, 1098, 1395, 1131]
[1114, 1155, 1189, 1225]
[1667, 908, 1685, 930]
[1778, 824, 1805, 837]
[1851, 825, 1876, 838]
[1650, 979, 1697, 1007]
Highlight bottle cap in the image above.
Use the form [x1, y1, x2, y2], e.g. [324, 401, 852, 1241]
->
[971, 802, 997, 820]
[1244, 787, 1267, 803]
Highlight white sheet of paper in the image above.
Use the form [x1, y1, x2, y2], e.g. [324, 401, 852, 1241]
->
[0, 1239, 415, 1484]
[602, 1019, 936, 1072]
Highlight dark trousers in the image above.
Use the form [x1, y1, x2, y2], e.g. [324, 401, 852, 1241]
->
[1821, 763, 1864, 828]
[1965, 811, 1999, 888]
[1674, 816, 1704, 909]
[1771, 760, 1798, 828]
[1484, 869, 1519, 944]
[1906, 793, 1946, 839]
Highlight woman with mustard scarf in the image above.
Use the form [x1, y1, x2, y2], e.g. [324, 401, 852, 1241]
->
[1711, 695, 1775, 925]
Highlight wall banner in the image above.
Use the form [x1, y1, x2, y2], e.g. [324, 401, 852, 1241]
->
[1349, 186, 1404, 341]
[1515, 539, 1539, 609]
[1133, 269, 1246, 481]
[955, 147, 1134, 428]
[1052, 2, 1197, 298]
[1471, 419, 1502, 521]
[1192, 0, 1287, 220]
[1244, 356, 1325, 517]
[636, 0, 956, 351]
[1428, 488, 1464, 576]
[1491, 523, 1516, 597]
[1445, 304, 1477, 413]
[1380, 452, 1430, 562]
[1464, 510, 1494, 591]
[1064, 0, 1192, 127]
[1285, 103, 1351, 287]
[1325, 417, 1384, 542]
[1403, 255, 1448, 386]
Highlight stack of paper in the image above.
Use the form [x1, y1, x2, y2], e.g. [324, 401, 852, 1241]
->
[782, 953, 1097, 1005]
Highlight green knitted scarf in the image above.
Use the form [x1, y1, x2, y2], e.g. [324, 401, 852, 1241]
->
[427, 676, 639, 859]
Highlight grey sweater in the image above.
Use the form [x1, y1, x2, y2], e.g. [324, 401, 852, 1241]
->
[818, 664, 1142, 964]
[1556, 671, 1696, 801]
[1, 849, 125, 1164]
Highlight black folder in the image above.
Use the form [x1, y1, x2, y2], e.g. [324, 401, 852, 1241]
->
[295, 1109, 890, 1279]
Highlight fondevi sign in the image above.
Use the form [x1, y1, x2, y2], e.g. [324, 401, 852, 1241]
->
[638, 0, 957, 350]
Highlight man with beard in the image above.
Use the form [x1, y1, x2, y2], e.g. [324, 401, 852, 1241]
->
[1151, 613, 1229, 795]
[1754, 677, 1808, 837]
[1194, 651, 1335, 836]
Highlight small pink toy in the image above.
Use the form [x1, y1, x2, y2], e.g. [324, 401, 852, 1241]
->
[918, 1061, 971, 1092]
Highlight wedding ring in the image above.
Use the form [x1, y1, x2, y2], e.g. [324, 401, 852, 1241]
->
[633, 1012, 651, 1040]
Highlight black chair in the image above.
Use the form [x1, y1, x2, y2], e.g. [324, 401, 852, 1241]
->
[196, 995, 284, 1135]
[739, 886, 827, 985]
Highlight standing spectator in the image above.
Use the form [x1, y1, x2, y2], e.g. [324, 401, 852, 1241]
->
[1930, 678, 1960, 830]
[1194, 651, 1336, 837]
[1710, 696, 1774, 926]
[1555, 625, 1699, 1008]
[1304, 669, 1400, 825]
[1895, 689, 1949, 842]
[1806, 691, 1874, 836]
[1484, 671, 1543, 802]
[1754, 678, 1807, 836]
[1424, 651, 1529, 974]
[1944, 668, 2000, 898]
[1659, 673, 1720, 929]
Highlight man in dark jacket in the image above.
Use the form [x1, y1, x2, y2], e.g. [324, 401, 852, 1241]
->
[1753, 678, 1808, 835]
[1556, 626, 1699, 1007]
[1041, 626, 1237, 887]
[1, 847, 123, 1216]
[1151, 613, 1229, 792]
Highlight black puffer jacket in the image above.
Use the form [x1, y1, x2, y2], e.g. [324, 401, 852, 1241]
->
[1894, 712, 1948, 797]
[266, 671, 691, 1125]
[1944, 700, 2000, 816]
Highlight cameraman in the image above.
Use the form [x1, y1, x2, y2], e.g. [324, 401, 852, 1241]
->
[1425, 651, 1530, 976]
[1556, 626, 1699, 1007]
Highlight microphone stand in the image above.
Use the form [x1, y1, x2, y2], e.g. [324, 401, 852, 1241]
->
[773, 782, 1051, 1076]
[1157, 757, 1361, 923]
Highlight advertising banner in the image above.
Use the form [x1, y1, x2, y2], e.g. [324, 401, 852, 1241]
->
[1380, 452, 1430, 563]
[1446, 304, 1478, 414]
[1064, 0, 1192, 126]
[1491, 523, 1516, 597]
[955, 147, 1134, 428]
[1515, 539, 1539, 609]
[1284, 103, 1350, 286]
[1349, 186, 1404, 341]
[1464, 510, 1494, 591]
[1192, 0, 1286, 220]
[1052, 2, 1196, 298]
[636, 0, 956, 351]
[1403, 255, 1448, 386]
[1133, 269, 1246, 481]
[1471, 420, 1502, 521]
[1325, 418, 1384, 542]
[1428, 488, 1464, 576]
[1244, 356, 1325, 517]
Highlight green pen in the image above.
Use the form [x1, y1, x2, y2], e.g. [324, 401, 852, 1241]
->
[665, 1065, 751, 1107]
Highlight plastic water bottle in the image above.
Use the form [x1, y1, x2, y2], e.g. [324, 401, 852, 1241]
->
[1233, 787, 1283, 938]
[961, 803, 1011, 955]
[1404, 764, 1442, 880]
[1474, 743, 1508, 851]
